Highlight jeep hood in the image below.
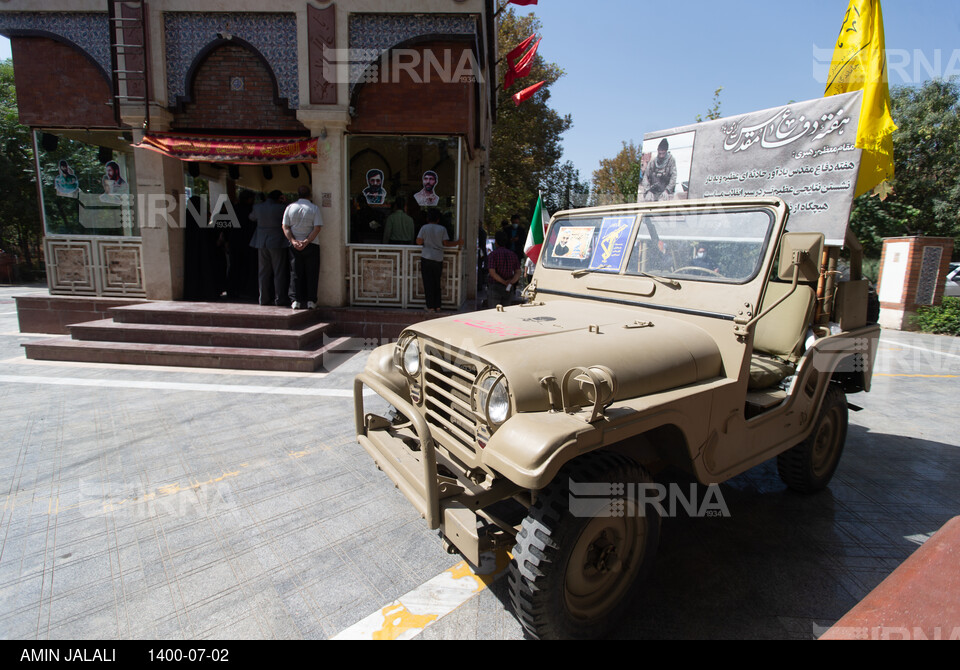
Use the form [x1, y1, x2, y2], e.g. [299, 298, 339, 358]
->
[406, 301, 723, 410]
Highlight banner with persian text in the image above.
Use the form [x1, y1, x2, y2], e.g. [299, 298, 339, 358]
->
[643, 91, 863, 245]
[138, 135, 319, 165]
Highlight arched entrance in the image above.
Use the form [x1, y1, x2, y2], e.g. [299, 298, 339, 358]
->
[168, 39, 313, 303]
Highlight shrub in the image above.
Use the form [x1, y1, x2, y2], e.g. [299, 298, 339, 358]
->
[912, 297, 960, 336]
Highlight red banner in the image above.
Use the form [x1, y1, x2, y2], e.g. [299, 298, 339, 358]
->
[137, 134, 319, 164]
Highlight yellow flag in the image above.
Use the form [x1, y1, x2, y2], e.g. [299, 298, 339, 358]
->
[825, 0, 897, 196]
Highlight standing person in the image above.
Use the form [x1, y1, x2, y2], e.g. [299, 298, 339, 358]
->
[506, 214, 526, 261]
[642, 138, 677, 201]
[283, 185, 323, 310]
[226, 190, 257, 300]
[487, 229, 522, 308]
[248, 190, 290, 306]
[382, 197, 415, 244]
[416, 209, 462, 313]
[477, 224, 489, 295]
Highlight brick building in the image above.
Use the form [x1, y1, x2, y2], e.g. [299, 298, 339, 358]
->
[0, 1, 496, 311]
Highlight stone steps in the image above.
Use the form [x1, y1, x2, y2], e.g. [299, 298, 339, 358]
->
[22, 302, 356, 372]
[69, 318, 330, 351]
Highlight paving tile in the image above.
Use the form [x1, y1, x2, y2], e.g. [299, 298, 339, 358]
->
[2, 292, 960, 640]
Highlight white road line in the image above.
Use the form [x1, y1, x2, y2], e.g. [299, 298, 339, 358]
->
[4, 355, 338, 377]
[331, 551, 511, 640]
[0, 374, 373, 398]
[881, 339, 960, 360]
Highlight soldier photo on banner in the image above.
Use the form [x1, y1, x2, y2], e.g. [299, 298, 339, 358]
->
[646, 91, 865, 245]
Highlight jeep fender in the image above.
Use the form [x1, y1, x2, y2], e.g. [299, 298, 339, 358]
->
[481, 406, 698, 491]
[362, 344, 407, 400]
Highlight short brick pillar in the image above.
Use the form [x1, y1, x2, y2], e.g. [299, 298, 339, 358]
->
[877, 237, 955, 330]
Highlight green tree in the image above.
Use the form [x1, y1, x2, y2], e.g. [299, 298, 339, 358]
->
[0, 59, 43, 268]
[851, 79, 960, 257]
[486, 7, 572, 227]
[695, 86, 724, 122]
[542, 160, 589, 214]
[590, 141, 642, 206]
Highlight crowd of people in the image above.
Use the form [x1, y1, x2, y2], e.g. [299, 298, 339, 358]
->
[186, 184, 545, 313]
[184, 186, 322, 309]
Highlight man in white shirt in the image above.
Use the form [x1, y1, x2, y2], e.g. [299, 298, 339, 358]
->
[283, 185, 323, 309]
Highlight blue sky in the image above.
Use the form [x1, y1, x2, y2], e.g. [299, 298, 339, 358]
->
[532, 0, 960, 180]
[2, 1, 957, 180]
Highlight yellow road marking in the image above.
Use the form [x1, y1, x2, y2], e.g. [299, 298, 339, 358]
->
[874, 373, 959, 378]
[332, 548, 513, 640]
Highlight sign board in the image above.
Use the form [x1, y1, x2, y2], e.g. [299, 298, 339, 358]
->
[643, 91, 864, 246]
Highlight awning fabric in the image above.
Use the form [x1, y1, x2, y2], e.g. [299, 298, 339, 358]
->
[137, 134, 319, 164]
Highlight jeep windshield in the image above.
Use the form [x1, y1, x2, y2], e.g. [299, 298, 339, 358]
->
[542, 209, 775, 284]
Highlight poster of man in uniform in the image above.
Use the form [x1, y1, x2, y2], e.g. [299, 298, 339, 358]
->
[644, 90, 864, 246]
[641, 132, 695, 201]
[414, 170, 440, 207]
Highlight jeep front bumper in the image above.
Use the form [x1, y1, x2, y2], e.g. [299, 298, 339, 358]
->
[353, 371, 520, 565]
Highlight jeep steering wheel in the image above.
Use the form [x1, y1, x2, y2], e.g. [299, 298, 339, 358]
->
[673, 266, 723, 277]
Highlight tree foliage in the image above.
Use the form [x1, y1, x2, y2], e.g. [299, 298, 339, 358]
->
[695, 87, 724, 122]
[541, 160, 589, 214]
[851, 79, 960, 257]
[0, 59, 43, 268]
[590, 141, 642, 206]
[486, 7, 572, 227]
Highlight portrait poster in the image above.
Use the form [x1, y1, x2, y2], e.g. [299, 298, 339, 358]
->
[589, 217, 634, 272]
[551, 226, 594, 261]
[644, 91, 864, 245]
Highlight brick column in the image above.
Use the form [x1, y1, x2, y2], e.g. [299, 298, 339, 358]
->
[878, 236, 955, 330]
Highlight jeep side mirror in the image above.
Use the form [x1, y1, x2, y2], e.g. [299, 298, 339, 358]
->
[778, 232, 824, 283]
[734, 232, 824, 338]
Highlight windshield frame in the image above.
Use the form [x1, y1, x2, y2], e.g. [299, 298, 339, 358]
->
[541, 207, 776, 286]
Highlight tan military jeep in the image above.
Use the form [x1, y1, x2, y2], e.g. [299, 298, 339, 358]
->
[354, 197, 880, 639]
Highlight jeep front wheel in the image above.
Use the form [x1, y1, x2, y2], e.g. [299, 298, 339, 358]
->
[508, 452, 660, 640]
[777, 383, 848, 493]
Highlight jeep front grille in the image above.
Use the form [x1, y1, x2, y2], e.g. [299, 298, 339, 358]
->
[422, 344, 481, 452]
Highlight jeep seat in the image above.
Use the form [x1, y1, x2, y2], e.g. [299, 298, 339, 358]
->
[748, 282, 817, 390]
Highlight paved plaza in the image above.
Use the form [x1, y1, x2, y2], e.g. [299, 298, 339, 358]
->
[1, 283, 959, 640]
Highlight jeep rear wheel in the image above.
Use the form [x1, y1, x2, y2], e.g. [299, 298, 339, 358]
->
[777, 383, 848, 493]
[508, 452, 660, 640]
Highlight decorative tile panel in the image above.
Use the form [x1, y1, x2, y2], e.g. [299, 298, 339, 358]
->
[352, 248, 403, 306]
[351, 246, 462, 308]
[46, 238, 97, 294]
[45, 237, 146, 297]
[915, 246, 943, 306]
[405, 248, 460, 308]
[164, 13, 299, 108]
[0, 12, 110, 76]
[308, 4, 337, 105]
[348, 13, 476, 86]
[99, 240, 145, 296]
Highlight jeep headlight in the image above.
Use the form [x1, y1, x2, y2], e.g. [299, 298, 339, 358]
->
[397, 336, 421, 377]
[475, 371, 511, 427]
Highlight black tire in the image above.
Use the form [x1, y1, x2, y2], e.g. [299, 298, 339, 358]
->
[777, 384, 848, 493]
[508, 452, 660, 640]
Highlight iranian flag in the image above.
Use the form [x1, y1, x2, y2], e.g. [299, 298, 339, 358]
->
[523, 193, 550, 266]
